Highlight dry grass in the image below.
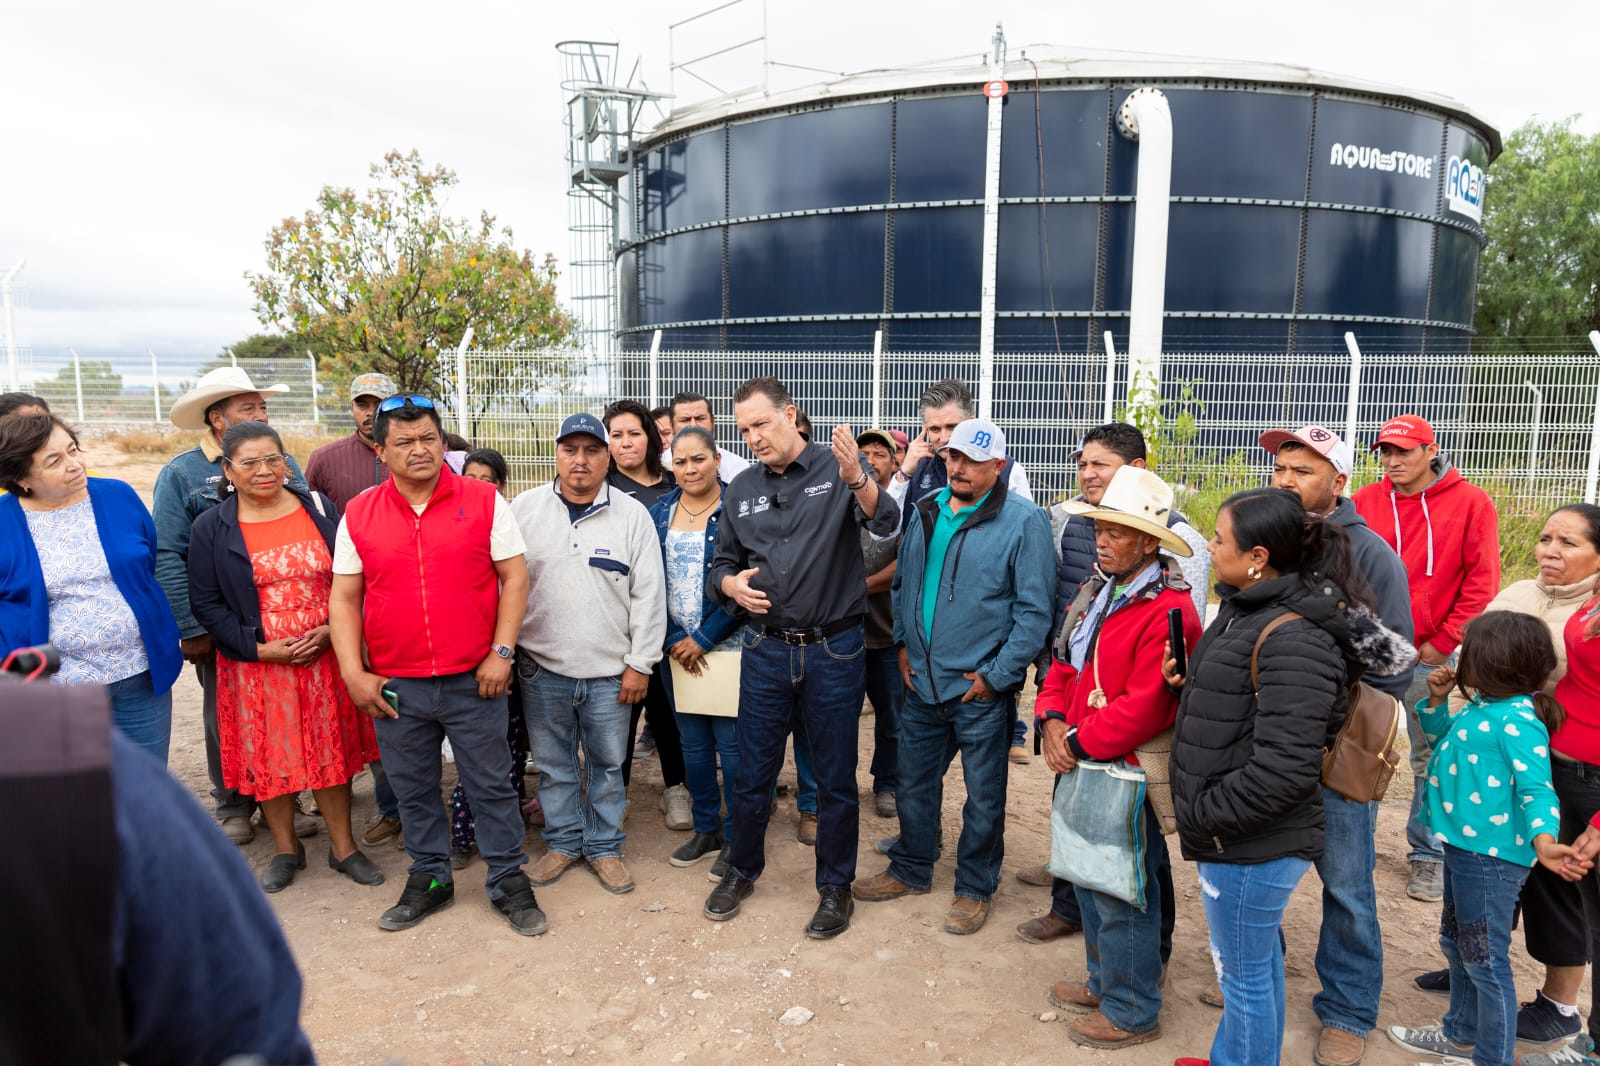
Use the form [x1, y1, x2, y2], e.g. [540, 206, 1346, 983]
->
[91, 426, 342, 464]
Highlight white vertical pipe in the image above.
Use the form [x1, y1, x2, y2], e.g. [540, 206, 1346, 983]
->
[454, 326, 475, 438]
[1343, 331, 1363, 453]
[1116, 89, 1172, 423]
[148, 349, 161, 423]
[307, 351, 320, 427]
[70, 348, 84, 422]
[648, 329, 663, 409]
[1103, 331, 1118, 424]
[1586, 331, 1600, 505]
[228, 349, 237, 367]
[1525, 380, 1543, 492]
[975, 23, 1006, 419]
[871, 329, 884, 428]
[2, 261, 24, 392]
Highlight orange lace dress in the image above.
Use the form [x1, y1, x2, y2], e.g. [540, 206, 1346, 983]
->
[216, 507, 376, 800]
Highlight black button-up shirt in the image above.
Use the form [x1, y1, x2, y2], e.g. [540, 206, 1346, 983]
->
[709, 441, 901, 630]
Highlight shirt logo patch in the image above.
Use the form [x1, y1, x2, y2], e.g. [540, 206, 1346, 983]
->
[738, 499, 751, 516]
[751, 495, 771, 515]
[453, 507, 469, 522]
[594, 547, 611, 555]
[804, 482, 832, 498]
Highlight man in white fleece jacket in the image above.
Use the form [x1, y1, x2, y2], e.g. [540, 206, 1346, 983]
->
[512, 413, 666, 896]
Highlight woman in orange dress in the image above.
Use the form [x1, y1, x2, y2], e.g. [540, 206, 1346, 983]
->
[188, 421, 383, 893]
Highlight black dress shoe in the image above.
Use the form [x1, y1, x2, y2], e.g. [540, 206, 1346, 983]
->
[378, 872, 455, 931]
[260, 841, 306, 893]
[704, 870, 755, 921]
[328, 847, 385, 886]
[807, 885, 854, 939]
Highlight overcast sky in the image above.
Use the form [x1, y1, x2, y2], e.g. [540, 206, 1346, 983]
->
[5, 0, 1596, 384]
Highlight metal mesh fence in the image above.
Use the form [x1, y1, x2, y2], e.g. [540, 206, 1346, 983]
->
[17, 353, 327, 428]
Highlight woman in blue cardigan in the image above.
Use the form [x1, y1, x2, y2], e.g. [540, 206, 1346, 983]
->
[649, 425, 743, 877]
[0, 414, 182, 761]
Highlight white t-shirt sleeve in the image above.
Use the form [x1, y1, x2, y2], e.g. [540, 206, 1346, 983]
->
[1007, 460, 1035, 503]
[490, 493, 528, 561]
[332, 516, 363, 575]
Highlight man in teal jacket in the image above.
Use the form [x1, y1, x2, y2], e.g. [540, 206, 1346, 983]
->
[853, 418, 1054, 935]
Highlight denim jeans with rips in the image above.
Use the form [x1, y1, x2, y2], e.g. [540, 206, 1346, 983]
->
[1439, 842, 1529, 1066]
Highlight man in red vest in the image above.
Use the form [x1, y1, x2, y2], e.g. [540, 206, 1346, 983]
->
[329, 395, 544, 935]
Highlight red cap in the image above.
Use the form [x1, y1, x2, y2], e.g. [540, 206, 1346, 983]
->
[888, 429, 910, 449]
[1372, 414, 1435, 451]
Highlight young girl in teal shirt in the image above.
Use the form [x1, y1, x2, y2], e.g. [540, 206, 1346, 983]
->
[1389, 611, 1588, 1066]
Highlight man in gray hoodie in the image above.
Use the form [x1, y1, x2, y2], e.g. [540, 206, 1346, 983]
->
[512, 413, 666, 897]
[1261, 424, 1415, 1066]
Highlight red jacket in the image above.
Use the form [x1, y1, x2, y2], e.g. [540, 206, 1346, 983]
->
[1351, 462, 1500, 657]
[345, 467, 502, 678]
[1036, 561, 1202, 764]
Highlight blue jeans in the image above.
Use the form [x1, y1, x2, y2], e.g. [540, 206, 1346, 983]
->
[677, 710, 738, 836]
[107, 670, 172, 764]
[791, 707, 817, 816]
[1076, 802, 1166, 1033]
[887, 689, 1009, 899]
[1314, 787, 1383, 1035]
[1440, 843, 1529, 1066]
[519, 659, 629, 860]
[374, 671, 529, 894]
[1010, 697, 1027, 748]
[1198, 855, 1312, 1066]
[1053, 806, 1176, 964]
[1406, 662, 1450, 863]
[864, 646, 902, 793]
[727, 624, 865, 890]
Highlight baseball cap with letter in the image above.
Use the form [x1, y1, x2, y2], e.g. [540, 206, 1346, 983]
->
[1371, 414, 1435, 451]
[942, 418, 1006, 462]
[557, 412, 608, 445]
[1258, 424, 1353, 476]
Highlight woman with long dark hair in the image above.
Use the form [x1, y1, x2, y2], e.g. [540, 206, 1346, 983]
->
[1168, 487, 1410, 1066]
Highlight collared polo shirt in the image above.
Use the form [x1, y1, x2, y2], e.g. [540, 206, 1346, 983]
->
[920, 485, 991, 641]
[710, 440, 901, 630]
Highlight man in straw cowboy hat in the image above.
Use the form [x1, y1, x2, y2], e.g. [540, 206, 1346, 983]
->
[851, 418, 1054, 936]
[153, 366, 308, 844]
[1032, 464, 1203, 1050]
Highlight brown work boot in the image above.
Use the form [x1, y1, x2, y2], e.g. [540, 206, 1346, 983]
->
[944, 897, 991, 935]
[1047, 979, 1102, 1014]
[1008, 746, 1030, 763]
[1068, 1009, 1161, 1049]
[589, 856, 635, 894]
[1016, 912, 1082, 944]
[796, 812, 817, 845]
[1015, 863, 1053, 887]
[1314, 1027, 1365, 1066]
[1199, 979, 1223, 1008]
[529, 850, 582, 887]
[851, 869, 928, 902]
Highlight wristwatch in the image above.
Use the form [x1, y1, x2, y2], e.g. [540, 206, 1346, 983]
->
[492, 643, 514, 660]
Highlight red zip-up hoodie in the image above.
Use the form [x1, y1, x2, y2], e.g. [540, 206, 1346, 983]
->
[1351, 460, 1500, 657]
[345, 467, 502, 678]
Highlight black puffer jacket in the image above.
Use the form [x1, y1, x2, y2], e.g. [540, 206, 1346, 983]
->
[1171, 573, 1364, 864]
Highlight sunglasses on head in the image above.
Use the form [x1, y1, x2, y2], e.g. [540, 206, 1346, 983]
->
[377, 394, 436, 413]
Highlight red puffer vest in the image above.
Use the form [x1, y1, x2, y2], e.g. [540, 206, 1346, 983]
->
[345, 467, 503, 677]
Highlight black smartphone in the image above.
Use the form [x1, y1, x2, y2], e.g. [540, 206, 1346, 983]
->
[1166, 608, 1187, 679]
[382, 687, 400, 713]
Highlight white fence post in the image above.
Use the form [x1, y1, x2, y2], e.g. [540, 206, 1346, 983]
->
[1102, 332, 1118, 424]
[69, 348, 84, 423]
[306, 351, 319, 427]
[1343, 332, 1363, 452]
[148, 349, 161, 423]
[871, 330, 884, 428]
[1525, 379, 1543, 492]
[648, 330, 662, 409]
[454, 327, 475, 438]
[1586, 332, 1600, 505]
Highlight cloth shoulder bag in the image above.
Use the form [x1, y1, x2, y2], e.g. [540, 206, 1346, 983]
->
[1047, 754, 1149, 908]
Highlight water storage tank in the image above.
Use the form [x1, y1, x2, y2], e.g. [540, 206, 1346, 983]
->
[618, 48, 1498, 357]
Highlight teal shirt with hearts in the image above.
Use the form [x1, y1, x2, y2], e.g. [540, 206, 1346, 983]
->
[1418, 693, 1562, 868]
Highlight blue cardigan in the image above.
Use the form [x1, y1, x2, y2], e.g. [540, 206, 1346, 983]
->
[648, 485, 742, 651]
[0, 478, 182, 694]
[186, 486, 341, 663]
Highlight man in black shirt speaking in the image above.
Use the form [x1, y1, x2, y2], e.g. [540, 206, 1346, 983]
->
[703, 377, 901, 938]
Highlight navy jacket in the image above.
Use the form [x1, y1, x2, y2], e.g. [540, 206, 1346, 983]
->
[649, 485, 742, 651]
[186, 486, 340, 662]
[0, 478, 182, 695]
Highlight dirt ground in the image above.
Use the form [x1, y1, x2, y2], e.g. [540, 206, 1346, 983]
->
[93, 438, 1582, 1066]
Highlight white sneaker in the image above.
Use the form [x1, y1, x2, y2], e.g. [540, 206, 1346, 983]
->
[661, 784, 693, 831]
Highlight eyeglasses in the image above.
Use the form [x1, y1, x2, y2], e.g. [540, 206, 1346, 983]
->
[377, 394, 436, 413]
[224, 453, 288, 471]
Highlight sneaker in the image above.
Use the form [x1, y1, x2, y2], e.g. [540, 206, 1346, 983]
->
[704, 870, 755, 920]
[671, 831, 724, 867]
[1519, 992, 1584, 1048]
[874, 791, 898, 818]
[378, 872, 455, 931]
[1519, 1034, 1600, 1065]
[1407, 860, 1444, 902]
[491, 875, 548, 936]
[797, 812, 817, 846]
[219, 814, 255, 845]
[634, 725, 657, 758]
[1415, 969, 1450, 996]
[706, 848, 730, 882]
[661, 784, 693, 831]
[590, 855, 635, 894]
[1387, 1023, 1472, 1059]
[361, 815, 401, 846]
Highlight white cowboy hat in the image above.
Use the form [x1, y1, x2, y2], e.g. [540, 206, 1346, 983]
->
[1062, 465, 1193, 557]
[169, 366, 290, 431]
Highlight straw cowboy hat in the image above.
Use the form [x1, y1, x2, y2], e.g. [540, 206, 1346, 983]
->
[169, 366, 290, 431]
[1062, 465, 1193, 557]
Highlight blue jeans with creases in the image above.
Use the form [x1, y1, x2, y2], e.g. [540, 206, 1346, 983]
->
[727, 624, 865, 891]
[792, 706, 817, 815]
[1198, 854, 1311, 1066]
[1076, 801, 1166, 1033]
[1440, 842, 1529, 1066]
[107, 670, 172, 765]
[1314, 786, 1384, 1035]
[519, 659, 629, 860]
[864, 646, 902, 793]
[887, 688, 1009, 899]
[677, 711, 738, 836]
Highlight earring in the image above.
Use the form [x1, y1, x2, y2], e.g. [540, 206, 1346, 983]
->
[1246, 565, 1260, 580]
